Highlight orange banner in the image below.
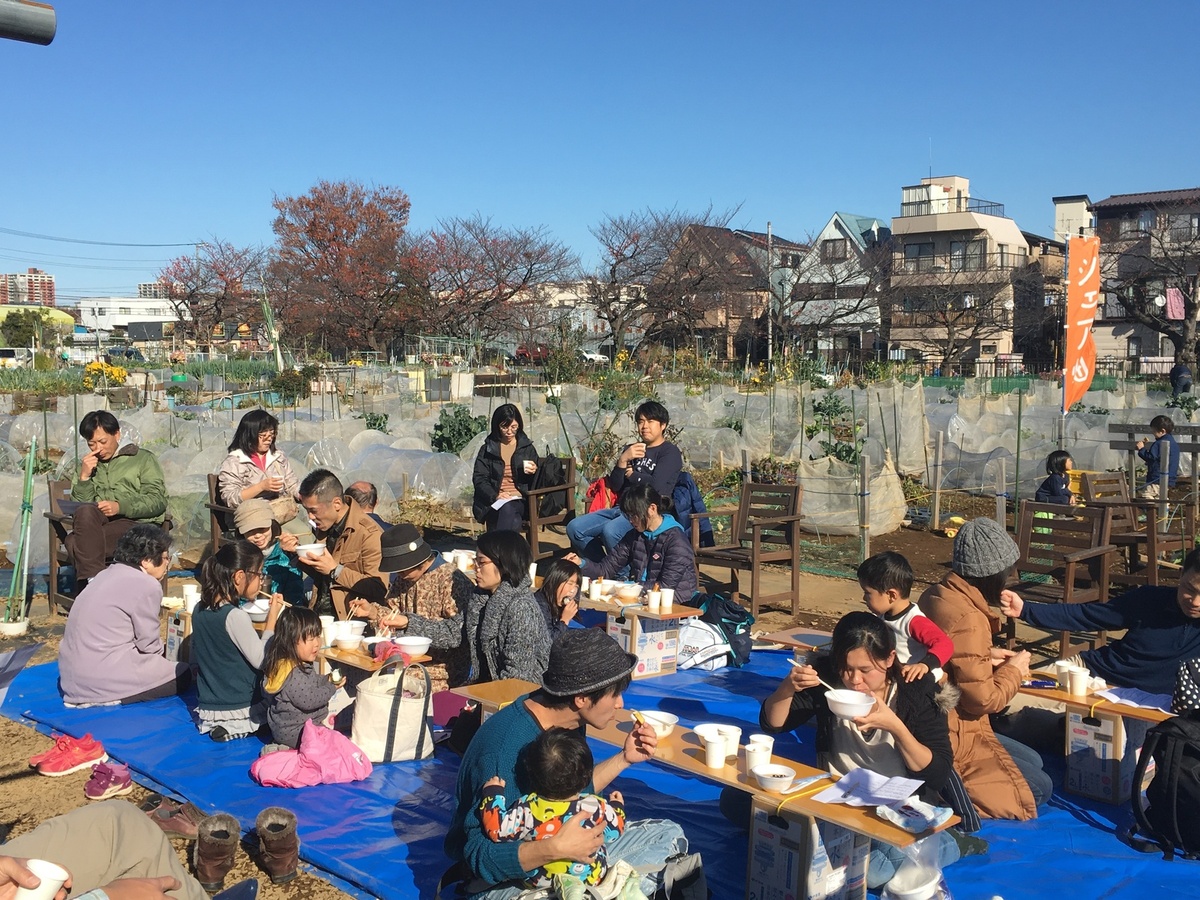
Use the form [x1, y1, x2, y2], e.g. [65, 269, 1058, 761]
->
[1063, 236, 1100, 413]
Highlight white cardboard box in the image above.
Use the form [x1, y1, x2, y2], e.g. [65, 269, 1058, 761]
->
[164, 611, 190, 663]
[606, 614, 679, 679]
[746, 796, 869, 900]
[1064, 708, 1137, 804]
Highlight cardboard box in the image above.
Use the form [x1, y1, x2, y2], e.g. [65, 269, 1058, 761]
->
[606, 613, 679, 679]
[746, 796, 869, 900]
[164, 611, 191, 663]
[1064, 708, 1137, 803]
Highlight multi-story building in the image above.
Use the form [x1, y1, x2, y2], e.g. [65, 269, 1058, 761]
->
[77, 296, 181, 335]
[1087, 188, 1200, 367]
[0, 267, 56, 306]
[137, 281, 173, 300]
[887, 176, 1029, 371]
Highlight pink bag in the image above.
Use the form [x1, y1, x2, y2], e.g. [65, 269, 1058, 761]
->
[250, 719, 373, 788]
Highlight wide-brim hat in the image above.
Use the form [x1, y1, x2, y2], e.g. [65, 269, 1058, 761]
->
[233, 499, 274, 535]
[379, 523, 434, 573]
[541, 628, 638, 697]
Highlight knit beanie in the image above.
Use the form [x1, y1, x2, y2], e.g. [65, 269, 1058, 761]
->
[541, 628, 637, 697]
[952, 517, 1019, 578]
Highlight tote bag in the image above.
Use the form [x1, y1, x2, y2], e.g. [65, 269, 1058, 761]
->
[351, 659, 435, 763]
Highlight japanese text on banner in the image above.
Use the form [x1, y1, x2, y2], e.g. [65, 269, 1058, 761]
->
[1063, 236, 1100, 413]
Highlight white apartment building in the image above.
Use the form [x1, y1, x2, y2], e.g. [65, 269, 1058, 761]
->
[77, 296, 183, 334]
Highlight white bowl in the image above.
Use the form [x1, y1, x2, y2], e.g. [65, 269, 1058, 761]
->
[346, 620, 367, 637]
[334, 637, 362, 651]
[693, 723, 723, 746]
[885, 863, 942, 900]
[393, 635, 432, 657]
[296, 542, 325, 559]
[597, 580, 618, 597]
[615, 583, 643, 601]
[751, 763, 797, 793]
[826, 688, 875, 720]
[639, 711, 678, 738]
[247, 610, 268, 623]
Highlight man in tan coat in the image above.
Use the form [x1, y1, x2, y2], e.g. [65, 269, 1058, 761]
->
[282, 468, 386, 619]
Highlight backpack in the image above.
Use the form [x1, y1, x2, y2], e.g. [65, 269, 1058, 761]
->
[672, 472, 715, 549]
[531, 452, 568, 517]
[685, 592, 755, 668]
[1128, 711, 1200, 860]
[677, 619, 732, 671]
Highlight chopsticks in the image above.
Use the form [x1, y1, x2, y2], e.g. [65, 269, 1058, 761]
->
[788, 657, 836, 691]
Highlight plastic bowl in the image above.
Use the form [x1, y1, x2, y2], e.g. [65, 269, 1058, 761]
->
[393, 635, 433, 657]
[296, 543, 325, 559]
[597, 580, 618, 597]
[346, 620, 368, 637]
[247, 610, 268, 623]
[885, 863, 942, 900]
[751, 763, 797, 793]
[639, 711, 678, 738]
[825, 688, 875, 720]
[334, 637, 362, 651]
[615, 583, 643, 601]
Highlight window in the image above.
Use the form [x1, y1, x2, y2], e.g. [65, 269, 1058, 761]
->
[903, 242, 934, 273]
[1139, 209, 1157, 232]
[1118, 218, 1139, 237]
[949, 239, 985, 272]
[821, 239, 847, 262]
[998, 244, 1008, 268]
[981, 344, 997, 355]
[1167, 213, 1200, 241]
[118, 307, 131, 315]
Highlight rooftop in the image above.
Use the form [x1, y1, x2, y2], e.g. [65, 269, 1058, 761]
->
[1091, 188, 1200, 210]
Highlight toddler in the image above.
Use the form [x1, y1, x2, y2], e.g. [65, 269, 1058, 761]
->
[1034, 450, 1075, 505]
[1136, 415, 1180, 499]
[857, 551, 952, 682]
[263, 606, 344, 748]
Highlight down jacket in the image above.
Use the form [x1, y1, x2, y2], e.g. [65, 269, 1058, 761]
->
[580, 514, 698, 598]
[919, 572, 1038, 820]
[71, 443, 166, 524]
[471, 433, 538, 523]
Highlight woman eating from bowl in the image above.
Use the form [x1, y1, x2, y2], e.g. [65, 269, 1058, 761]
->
[355, 530, 549, 686]
[471, 403, 538, 533]
[216, 409, 303, 530]
[349, 523, 472, 693]
[759, 611, 967, 889]
[534, 557, 581, 639]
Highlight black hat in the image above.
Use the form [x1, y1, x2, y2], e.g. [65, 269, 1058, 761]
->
[379, 523, 434, 573]
[541, 629, 637, 697]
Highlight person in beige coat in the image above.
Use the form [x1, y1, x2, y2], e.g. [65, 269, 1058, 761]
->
[919, 517, 1051, 820]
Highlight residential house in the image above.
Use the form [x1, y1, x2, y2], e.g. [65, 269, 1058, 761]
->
[786, 212, 891, 363]
[887, 176, 1029, 372]
[1087, 187, 1200, 369]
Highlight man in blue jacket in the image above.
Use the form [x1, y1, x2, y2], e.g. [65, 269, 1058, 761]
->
[999, 546, 1200, 695]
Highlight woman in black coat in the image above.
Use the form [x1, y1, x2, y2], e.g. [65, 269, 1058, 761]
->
[471, 404, 539, 531]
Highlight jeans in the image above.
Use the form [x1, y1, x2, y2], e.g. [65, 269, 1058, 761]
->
[566, 507, 633, 562]
[996, 733, 1053, 808]
[468, 818, 688, 899]
[867, 830, 960, 890]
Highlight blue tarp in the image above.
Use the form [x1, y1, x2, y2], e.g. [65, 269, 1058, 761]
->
[2, 653, 1195, 899]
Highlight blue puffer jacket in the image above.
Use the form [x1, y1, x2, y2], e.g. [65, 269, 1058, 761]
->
[581, 514, 698, 598]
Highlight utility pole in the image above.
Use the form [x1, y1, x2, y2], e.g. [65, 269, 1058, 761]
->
[766, 222, 774, 365]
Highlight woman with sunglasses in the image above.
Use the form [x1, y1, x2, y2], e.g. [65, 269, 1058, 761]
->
[472, 404, 539, 533]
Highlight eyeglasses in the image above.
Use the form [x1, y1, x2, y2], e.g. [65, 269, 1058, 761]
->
[499, 422, 520, 432]
[476, 557, 496, 569]
[245, 570, 264, 580]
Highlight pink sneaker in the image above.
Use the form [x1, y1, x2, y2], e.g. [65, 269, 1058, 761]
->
[84, 761, 133, 799]
[37, 733, 108, 776]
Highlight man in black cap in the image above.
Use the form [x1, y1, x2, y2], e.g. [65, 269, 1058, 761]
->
[444, 628, 687, 897]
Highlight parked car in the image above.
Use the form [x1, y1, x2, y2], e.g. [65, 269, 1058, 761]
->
[514, 343, 550, 364]
[105, 346, 146, 363]
[578, 349, 608, 364]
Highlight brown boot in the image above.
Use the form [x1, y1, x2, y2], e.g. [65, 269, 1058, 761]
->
[255, 807, 299, 885]
[193, 813, 240, 893]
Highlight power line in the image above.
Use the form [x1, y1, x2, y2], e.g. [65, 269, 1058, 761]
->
[0, 226, 196, 248]
[0, 245, 174, 263]
[0, 254, 158, 272]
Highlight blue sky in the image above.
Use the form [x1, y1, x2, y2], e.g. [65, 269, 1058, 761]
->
[3, 1, 1199, 302]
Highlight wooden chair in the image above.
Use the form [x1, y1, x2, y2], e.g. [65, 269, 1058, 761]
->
[524, 456, 576, 562]
[690, 482, 805, 618]
[206, 473, 237, 555]
[1009, 500, 1116, 659]
[45, 478, 174, 615]
[1081, 470, 1194, 587]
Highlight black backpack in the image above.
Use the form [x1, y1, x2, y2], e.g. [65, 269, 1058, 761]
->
[1128, 711, 1200, 860]
[530, 452, 568, 517]
[686, 592, 754, 667]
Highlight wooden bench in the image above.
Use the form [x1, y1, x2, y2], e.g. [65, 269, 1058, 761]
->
[691, 483, 804, 618]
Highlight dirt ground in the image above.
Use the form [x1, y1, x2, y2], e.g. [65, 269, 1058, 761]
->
[0, 514, 985, 898]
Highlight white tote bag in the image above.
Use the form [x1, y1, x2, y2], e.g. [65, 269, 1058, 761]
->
[351, 659, 434, 763]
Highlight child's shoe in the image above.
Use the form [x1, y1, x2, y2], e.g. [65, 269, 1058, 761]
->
[84, 761, 133, 799]
[36, 733, 108, 776]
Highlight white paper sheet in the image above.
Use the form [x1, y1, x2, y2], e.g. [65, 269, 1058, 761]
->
[1096, 687, 1173, 714]
[490, 497, 518, 510]
[811, 767, 925, 808]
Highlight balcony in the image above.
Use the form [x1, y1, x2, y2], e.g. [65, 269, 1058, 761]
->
[898, 197, 1006, 218]
[891, 250, 1028, 276]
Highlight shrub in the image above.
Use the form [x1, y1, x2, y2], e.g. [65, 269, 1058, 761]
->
[270, 369, 310, 403]
[430, 405, 487, 454]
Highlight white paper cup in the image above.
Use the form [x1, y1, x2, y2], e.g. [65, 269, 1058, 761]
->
[182, 583, 200, 601]
[660, 587, 674, 610]
[456, 554, 470, 572]
[748, 733, 774, 753]
[718, 725, 742, 758]
[529, 563, 538, 583]
[523, 459, 536, 474]
[744, 742, 772, 774]
[703, 736, 727, 769]
[14, 859, 69, 900]
[589, 581, 603, 601]
[646, 590, 661, 610]
[580, 576, 590, 592]
[442, 551, 456, 564]
[1068, 665, 1090, 696]
[1054, 660, 1072, 689]
[184, 594, 200, 615]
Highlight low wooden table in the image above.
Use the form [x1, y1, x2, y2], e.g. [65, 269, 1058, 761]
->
[758, 628, 833, 653]
[320, 645, 431, 673]
[1017, 681, 1172, 724]
[452, 679, 955, 849]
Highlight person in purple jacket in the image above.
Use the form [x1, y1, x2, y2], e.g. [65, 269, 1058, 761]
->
[567, 401, 683, 563]
[566, 484, 698, 598]
[58, 525, 191, 706]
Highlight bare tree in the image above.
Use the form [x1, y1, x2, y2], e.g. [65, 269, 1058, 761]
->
[416, 214, 578, 346]
[1102, 209, 1200, 367]
[159, 240, 268, 349]
[782, 242, 891, 357]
